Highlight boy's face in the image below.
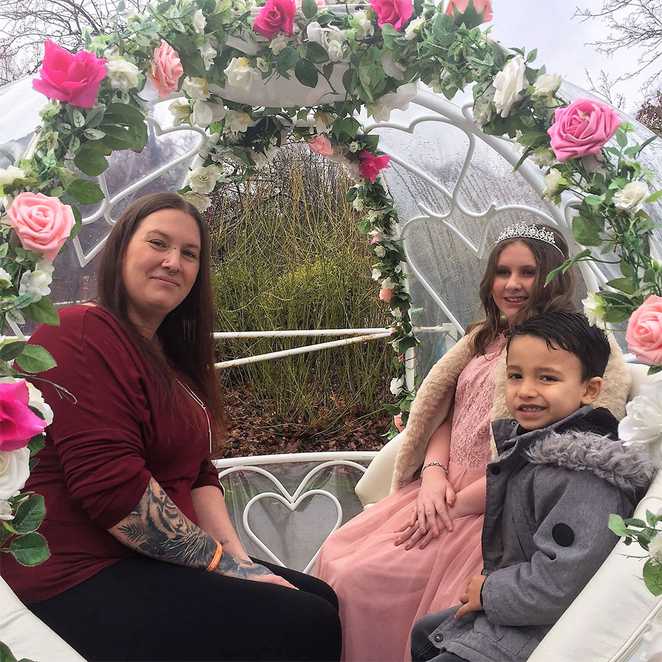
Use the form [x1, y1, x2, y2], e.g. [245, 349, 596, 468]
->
[506, 335, 603, 431]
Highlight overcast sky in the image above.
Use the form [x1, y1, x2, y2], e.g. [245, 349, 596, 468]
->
[489, 0, 649, 114]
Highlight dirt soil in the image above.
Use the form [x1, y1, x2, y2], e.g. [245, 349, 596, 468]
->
[216, 384, 391, 459]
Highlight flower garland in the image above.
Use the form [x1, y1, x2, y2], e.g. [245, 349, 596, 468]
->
[0, 0, 661, 576]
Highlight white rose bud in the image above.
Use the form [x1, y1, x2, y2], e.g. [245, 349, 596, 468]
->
[224, 57, 257, 91]
[374, 245, 386, 258]
[224, 110, 254, 134]
[530, 147, 555, 168]
[327, 40, 344, 62]
[192, 8, 207, 33]
[105, 57, 141, 92]
[0, 267, 12, 289]
[493, 55, 526, 118]
[0, 448, 30, 500]
[353, 11, 374, 39]
[349, 141, 360, 153]
[532, 73, 561, 98]
[169, 98, 192, 126]
[389, 376, 405, 396]
[188, 165, 223, 194]
[649, 535, 662, 564]
[182, 76, 210, 100]
[371, 268, 382, 281]
[582, 292, 607, 329]
[404, 17, 425, 41]
[613, 181, 650, 213]
[0, 165, 25, 188]
[0, 499, 13, 521]
[269, 35, 289, 55]
[18, 260, 54, 299]
[543, 168, 564, 198]
[199, 40, 218, 70]
[352, 197, 364, 212]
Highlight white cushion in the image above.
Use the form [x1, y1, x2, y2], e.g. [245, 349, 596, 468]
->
[355, 431, 402, 506]
[0, 576, 86, 661]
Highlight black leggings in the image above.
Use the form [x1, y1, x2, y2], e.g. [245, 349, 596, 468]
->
[30, 557, 341, 662]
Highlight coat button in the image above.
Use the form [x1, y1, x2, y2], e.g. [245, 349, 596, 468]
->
[433, 634, 443, 643]
[490, 465, 501, 475]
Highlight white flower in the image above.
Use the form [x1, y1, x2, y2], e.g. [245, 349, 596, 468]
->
[381, 53, 406, 81]
[352, 11, 374, 39]
[352, 197, 364, 211]
[192, 100, 226, 128]
[371, 268, 382, 281]
[619, 384, 662, 464]
[493, 55, 526, 118]
[391, 307, 403, 320]
[327, 41, 344, 63]
[169, 98, 192, 126]
[192, 8, 207, 33]
[269, 35, 289, 55]
[0, 267, 12, 289]
[543, 168, 564, 198]
[0, 165, 25, 188]
[650, 534, 662, 564]
[533, 73, 561, 98]
[188, 165, 223, 194]
[582, 292, 607, 329]
[224, 110, 254, 134]
[381, 277, 397, 290]
[0, 499, 13, 521]
[256, 57, 269, 73]
[199, 40, 218, 70]
[368, 82, 418, 122]
[182, 192, 212, 213]
[614, 181, 650, 213]
[224, 57, 257, 91]
[18, 260, 54, 299]
[306, 22, 346, 62]
[313, 111, 333, 133]
[349, 141, 360, 153]
[390, 376, 405, 396]
[0, 447, 30, 500]
[182, 76, 209, 100]
[374, 245, 386, 258]
[530, 148, 555, 168]
[105, 57, 141, 92]
[404, 16, 425, 41]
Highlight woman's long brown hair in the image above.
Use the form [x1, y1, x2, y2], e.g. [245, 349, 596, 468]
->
[96, 192, 226, 442]
[472, 223, 576, 356]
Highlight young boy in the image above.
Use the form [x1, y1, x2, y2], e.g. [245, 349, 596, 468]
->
[410, 311, 653, 662]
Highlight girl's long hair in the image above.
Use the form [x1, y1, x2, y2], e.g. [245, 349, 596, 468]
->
[97, 192, 226, 442]
[472, 223, 576, 356]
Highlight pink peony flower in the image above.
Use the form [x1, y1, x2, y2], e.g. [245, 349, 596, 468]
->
[379, 287, 394, 303]
[308, 134, 334, 157]
[547, 99, 621, 163]
[445, 0, 493, 22]
[149, 40, 184, 98]
[253, 0, 296, 38]
[32, 40, 106, 109]
[8, 192, 75, 261]
[358, 151, 390, 183]
[0, 380, 47, 452]
[393, 413, 405, 432]
[370, 0, 413, 31]
[626, 295, 662, 366]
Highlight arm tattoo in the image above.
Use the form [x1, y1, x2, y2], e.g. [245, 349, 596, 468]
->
[111, 478, 271, 579]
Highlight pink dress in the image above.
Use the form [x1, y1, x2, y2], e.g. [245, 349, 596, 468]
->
[314, 338, 506, 662]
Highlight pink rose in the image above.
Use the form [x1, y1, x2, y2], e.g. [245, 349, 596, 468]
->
[369, 231, 383, 245]
[379, 287, 394, 303]
[358, 151, 390, 183]
[626, 295, 662, 366]
[32, 40, 106, 109]
[370, 0, 413, 31]
[445, 0, 493, 22]
[149, 40, 184, 99]
[253, 0, 296, 38]
[547, 99, 621, 162]
[0, 380, 47, 452]
[8, 192, 75, 261]
[393, 413, 405, 432]
[308, 134, 334, 157]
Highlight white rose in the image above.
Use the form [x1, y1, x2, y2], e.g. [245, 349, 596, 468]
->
[224, 110, 254, 134]
[307, 22, 346, 61]
[269, 35, 289, 55]
[619, 384, 662, 463]
[169, 98, 192, 126]
[18, 260, 54, 299]
[199, 40, 218, 70]
[404, 16, 425, 41]
[390, 376, 405, 396]
[530, 148, 555, 168]
[0, 447, 30, 500]
[0, 165, 25, 188]
[224, 57, 257, 91]
[192, 8, 207, 33]
[182, 76, 209, 100]
[352, 11, 374, 39]
[192, 100, 226, 128]
[368, 82, 418, 122]
[352, 197, 364, 211]
[582, 292, 607, 329]
[391, 307, 403, 320]
[613, 181, 650, 213]
[371, 268, 382, 281]
[374, 245, 386, 258]
[105, 57, 141, 92]
[349, 141, 360, 153]
[381, 277, 397, 290]
[650, 535, 662, 564]
[182, 192, 212, 213]
[188, 165, 223, 194]
[0, 267, 12, 289]
[493, 55, 526, 118]
[327, 40, 344, 63]
[381, 53, 406, 81]
[543, 168, 564, 198]
[0, 499, 13, 521]
[533, 73, 561, 98]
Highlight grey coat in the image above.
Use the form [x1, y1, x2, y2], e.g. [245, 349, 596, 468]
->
[419, 406, 653, 662]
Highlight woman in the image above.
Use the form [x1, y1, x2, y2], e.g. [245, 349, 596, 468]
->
[3, 192, 341, 662]
[314, 222, 631, 662]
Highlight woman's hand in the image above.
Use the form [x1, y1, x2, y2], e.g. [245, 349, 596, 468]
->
[216, 555, 298, 590]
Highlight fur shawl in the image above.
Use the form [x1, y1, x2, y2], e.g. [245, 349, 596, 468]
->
[390, 329, 632, 493]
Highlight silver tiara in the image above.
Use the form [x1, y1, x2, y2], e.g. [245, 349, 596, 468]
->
[495, 223, 565, 256]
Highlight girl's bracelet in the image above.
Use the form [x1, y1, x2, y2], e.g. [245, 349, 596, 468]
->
[421, 460, 448, 476]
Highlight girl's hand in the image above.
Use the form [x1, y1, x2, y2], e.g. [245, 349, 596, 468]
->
[416, 467, 456, 536]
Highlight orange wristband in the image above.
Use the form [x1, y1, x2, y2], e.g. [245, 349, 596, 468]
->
[206, 541, 223, 572]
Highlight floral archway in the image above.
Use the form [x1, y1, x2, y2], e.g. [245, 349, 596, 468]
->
[0, 0, 661, 572]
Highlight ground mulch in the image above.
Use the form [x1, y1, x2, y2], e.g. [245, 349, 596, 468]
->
[215, 384, 391, 459]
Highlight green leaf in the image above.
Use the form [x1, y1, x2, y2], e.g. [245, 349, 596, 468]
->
[25, 297, 59, 326]
[84, 105, 106, 128]
[615, 129, 628, 148]
[644, 558, 662, 596]
[100, 124, 141, 151]
[9, 532, 50, 566]
[66, 178, 104, 205]
[646, 510, 659, 527]
[648, 365, 662, 376]
[584, 194, 603, 208]
[16, 344, 57, 373]
[0, 641, 19, 662]
[606, 277, 636, 294]
[646, 190, 662, 204]
[72, 109, 86, 128]
[295, 59, 319, 88]
[305, 42, 329, 64]
[83, 128, 106, 141]
[302, 0, 318, 18]
[608, 513, 628, 537]
[0, 340, 27, 361]
[74, 142, 108, 176]
[28, 435, 45, 456]
[572, 215, 603, 246]
[11, 495, 46, 535]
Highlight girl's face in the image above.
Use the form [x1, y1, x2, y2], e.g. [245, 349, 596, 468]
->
[490, 241, 538, 324]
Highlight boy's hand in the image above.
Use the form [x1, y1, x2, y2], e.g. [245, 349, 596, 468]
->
[455, 575, 486, 619]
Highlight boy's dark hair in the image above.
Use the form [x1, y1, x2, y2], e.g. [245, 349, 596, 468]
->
[507, 311, 610, 380]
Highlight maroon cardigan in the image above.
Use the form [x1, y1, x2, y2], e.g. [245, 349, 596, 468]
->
[2, 305, 221, 603]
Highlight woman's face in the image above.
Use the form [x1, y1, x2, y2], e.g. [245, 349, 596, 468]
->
[122, 208, 201, 336]
[490, 241, 538, 324]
